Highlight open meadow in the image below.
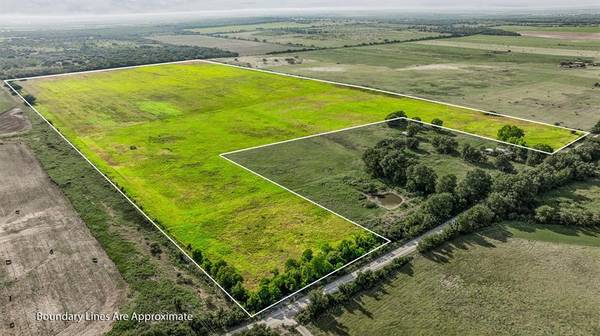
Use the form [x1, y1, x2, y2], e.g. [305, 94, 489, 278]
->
[16, 61, 581, 302]
[186, 20, 446, 48]
[251, 41, 600, 130]
[308, 223, 600, 336]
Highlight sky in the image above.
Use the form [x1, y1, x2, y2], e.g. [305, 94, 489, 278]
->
[1, 0, 599, 16]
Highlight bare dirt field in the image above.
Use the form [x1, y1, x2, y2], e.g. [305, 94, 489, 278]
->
[0, 142, 126, 336]
[0, 108, 31, 136]
[519, 31, 600, 40]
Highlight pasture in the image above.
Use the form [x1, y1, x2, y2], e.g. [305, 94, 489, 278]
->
[308, 224, 600, 335]
[226, 122, 528, 233]
[256, 42, 600, 130]
[17, 61, 579, 291]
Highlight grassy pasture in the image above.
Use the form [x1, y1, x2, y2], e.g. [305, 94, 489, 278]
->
[415, 39, 600, 59]
[0, 87, 16, 113]
[226, 123, 525, 233]
[308, 225, 600, 336]
[260, 43, 600, 130]
[440, 34, 600, 51]
[19, 62, 579, 289]
[187, 21, 320, 34]
[498, 25, 600, 33]
[222, 25, 444, 48]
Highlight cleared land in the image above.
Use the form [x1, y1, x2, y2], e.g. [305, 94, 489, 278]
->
[0, 142, 125, 336]
[250, 43, 600, 130]
[188, 20, 445, 48]
[0, 108, 31, 135]
[414, 39, 600, 59]
[226, 122, 527, 233]
[17, 61, 579, 290]
[307, 224, 600, 336]
[148, 35, 301, 56]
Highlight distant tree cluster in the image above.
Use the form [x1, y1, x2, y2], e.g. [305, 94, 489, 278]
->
[417, 138, 600, 253]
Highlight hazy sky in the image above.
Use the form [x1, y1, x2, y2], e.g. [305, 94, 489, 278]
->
[1, 0, 599, 15]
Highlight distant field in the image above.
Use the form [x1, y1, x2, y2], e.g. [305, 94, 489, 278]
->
[221, 25, 445, 48]
[148, 34, 301, 55]
[253, 43, 600, 130]
[18, 61, 580, 290]
[187, 21, 321, 34]
[189, 20, 446, 48]
[414, 39, 600, 59]
[446, 34, 600, 50]
[499, 25, 600, 33]
[226, 123, 528, 233]
[308, 224, 600, 335]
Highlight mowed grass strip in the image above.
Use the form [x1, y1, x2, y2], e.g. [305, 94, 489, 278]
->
[20, 62, 579, 288]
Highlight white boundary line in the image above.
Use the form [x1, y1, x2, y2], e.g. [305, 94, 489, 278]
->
[3, 59, 590, 317]
[6, 58, 589, 154]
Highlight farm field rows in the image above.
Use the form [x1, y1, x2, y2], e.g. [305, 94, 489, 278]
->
[16, 61, 581, 302]
[249, 42, 600, 130]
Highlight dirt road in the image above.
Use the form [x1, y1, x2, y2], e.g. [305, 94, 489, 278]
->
[0, 142, 125, 336]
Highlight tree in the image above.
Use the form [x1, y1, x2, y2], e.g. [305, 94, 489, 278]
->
[456, 169, 492, 204]
[455, 204, 495, 233]
[379, 150, 415, 185]
[436, 174, 457, 194]
[23, 94, 37, 105]
[431, 135, 458, 154]
[526, 144, 552, 166]
[431, 118, 444, 128]
[421, 193, 455, 220]
[534, 205, 558, 223]
[191, 249, 204, 264]
[461, 143, 486, 163]
[406, 123, 420, 137]
[406, 164, 437, 195]
[497, 125, 525, 142]
[385, 111, 407, 128]
[494, 154, 514, 173]
[238, 324, 280, 336]
[362, 148, 385, 177]
[591, 120, 600, 134]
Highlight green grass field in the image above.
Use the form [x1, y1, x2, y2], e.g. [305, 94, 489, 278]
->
[260, 42, 600, 130]
[308, 224, 600, 335]
[437, 34, 600, 51]
[0, 87, 16, 112]
[19, 61, 580, 289]
[226, 123, 526, 233]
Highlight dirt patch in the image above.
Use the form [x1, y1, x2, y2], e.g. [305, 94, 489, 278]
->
[0, 142, 126, 336]
[520, 31, 600, 41]
[0, 108, 30, 136]
[303, 66, 347, 72]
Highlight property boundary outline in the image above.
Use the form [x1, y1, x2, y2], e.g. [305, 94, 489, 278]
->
[2, 59, 589, 317]
[5, 58, 590, 155]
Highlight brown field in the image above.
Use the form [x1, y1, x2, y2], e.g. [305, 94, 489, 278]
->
[0, 108, 30, 136]
[0, 142, 126, 336]
[519, 31, 600, 40]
